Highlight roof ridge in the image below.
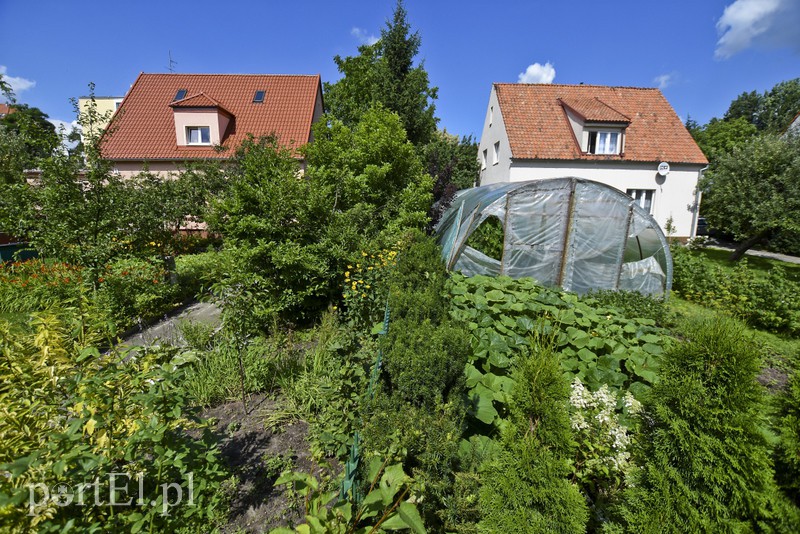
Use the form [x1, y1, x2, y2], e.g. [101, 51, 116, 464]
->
[495, 82, 660, 91]
[139, 73, 321, 78]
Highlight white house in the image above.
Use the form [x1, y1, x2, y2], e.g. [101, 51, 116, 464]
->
[478, 83, 709, 239]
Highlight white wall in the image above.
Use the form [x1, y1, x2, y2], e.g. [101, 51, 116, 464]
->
[477, 87, 513, 186]
[484, 160, 703, 238]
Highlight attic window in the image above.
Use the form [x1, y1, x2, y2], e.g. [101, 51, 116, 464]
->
[174, 89, 188, 101]
[253, 90, 265, 103]
[186, 126, 210, 145]
[587, 131, 620, 155]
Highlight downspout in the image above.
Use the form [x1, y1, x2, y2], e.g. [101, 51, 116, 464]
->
[690, 165, 709, 238]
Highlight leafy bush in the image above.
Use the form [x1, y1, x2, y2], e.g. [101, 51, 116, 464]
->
[0, 316, 229, 532]
[583, 289, 670, 327]
[272, 459, 425, 534]
[96, 256, 181, 327]
[175, 251, 225, 301]
[608, 318, 800, 532]
[361, 397, 464, 528]
[209, 108, 434, 330]
[449, 274, 671, 433]
[672, 246, 800, 335]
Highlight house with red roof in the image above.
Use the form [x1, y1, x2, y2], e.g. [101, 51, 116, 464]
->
[478, 83, 709, 238]
[101, 73, 324, 176]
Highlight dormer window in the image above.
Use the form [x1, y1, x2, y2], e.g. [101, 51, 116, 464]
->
[186, 126, 211, 145]
[587, 130, 621, 155]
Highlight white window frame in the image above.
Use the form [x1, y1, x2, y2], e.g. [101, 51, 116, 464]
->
[627, 189, 654, 214]
[586, 130, 621, 155]
[481, 149, 487, 170]
[186, 126, 211, 145]
[493, 141, 500, 165]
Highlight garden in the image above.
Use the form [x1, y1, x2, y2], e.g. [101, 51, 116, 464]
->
[3, 120, 800, 531]
[2, 4, 800, 531]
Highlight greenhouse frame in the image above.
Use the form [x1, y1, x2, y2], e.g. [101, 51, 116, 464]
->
[435, 178, 673, 296]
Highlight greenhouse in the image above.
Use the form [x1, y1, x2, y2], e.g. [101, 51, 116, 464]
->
[435, 177, 672, 296]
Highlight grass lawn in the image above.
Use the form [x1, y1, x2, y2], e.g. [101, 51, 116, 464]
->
[697, 247, 800, 282]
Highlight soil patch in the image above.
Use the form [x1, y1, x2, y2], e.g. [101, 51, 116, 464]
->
[201, 394, 334, 533]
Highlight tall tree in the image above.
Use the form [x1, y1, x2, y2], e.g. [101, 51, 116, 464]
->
[691, 117, 758, 164]
[700, 132, 800, 260]
[324, 0, 438, 145]
[0, 104, 59, 165]
[421, 131, 479, 229]
[723, 78, 800, 133]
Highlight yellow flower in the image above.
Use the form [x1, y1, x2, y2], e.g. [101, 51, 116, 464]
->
[366, 285, 371, 289]
[348, 265, 353, 269]
[345, 271, 350, 277]
[361, 293, 366, 298]
[361, 251, 368, 257]
[367, 266, 373, 270]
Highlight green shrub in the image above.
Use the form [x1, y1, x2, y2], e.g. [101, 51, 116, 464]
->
[584, 289, 670, 326]
[671, 247, 800, 335]
[175, 251, 225, 301]
[776, 371, 800, 506]
[95, 256, 181, 327]
[475, 343, 588, 533]
[609, 317, 800, 532]
[383, 318, 469, 408]
[361, 396, 464, 529]
[0, 317, 230, 532]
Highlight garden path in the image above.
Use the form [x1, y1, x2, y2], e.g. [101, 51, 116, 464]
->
[707, 245, 800, 265]
[121, 300, 221, 347]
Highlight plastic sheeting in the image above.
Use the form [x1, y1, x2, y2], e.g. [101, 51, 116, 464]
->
[435, 178, 672, 296]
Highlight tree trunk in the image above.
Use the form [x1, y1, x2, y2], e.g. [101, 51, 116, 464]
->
[729, 231, 770, 261]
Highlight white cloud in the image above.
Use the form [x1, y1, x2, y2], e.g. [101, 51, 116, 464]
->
[715, 0, 800, 59]
[49, 119, 79, 135]
[49, 119, 80, 151]
[351, 27, 379, 46]
[653, 73, 675, 90]
[517, 62, 556, 84]
[0, 65, 36, 97]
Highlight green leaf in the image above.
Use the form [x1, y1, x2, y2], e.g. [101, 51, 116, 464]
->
[473, 391, 498, 424]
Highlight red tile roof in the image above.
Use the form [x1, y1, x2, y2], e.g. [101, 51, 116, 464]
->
[102, 73, 322, 160]
[170, 92, 225, 109]
[559, 96, 630, 123]
[0, 103, 12, 116]
[495, 83, 708, 164]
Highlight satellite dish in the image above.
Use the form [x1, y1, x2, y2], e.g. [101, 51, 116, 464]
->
[657, 162, 670, 176]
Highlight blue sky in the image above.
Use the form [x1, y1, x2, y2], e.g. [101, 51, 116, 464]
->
[1, 0, 798, 139]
